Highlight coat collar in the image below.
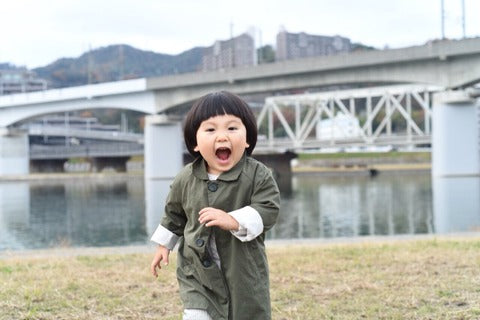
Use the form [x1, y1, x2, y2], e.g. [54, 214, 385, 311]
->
[192, 153, 246, 182]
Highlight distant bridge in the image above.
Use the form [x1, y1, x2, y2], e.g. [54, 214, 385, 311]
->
[27, 140, 142, 172]
[27, 126, 144, 165]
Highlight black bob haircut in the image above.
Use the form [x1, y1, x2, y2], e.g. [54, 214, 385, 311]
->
[184, 91, 257, 157]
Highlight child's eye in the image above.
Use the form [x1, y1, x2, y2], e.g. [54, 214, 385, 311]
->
[228, 127, 238, 131]
[205, 128, 215, 132]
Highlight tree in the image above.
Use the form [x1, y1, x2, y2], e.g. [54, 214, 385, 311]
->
[257, 45, 276, 64]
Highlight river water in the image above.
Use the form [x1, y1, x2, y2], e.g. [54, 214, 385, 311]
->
[0, 171, 479, 251]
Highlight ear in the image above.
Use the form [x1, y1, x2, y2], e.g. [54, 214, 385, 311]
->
[245, 142, 250, 148]
[194, 146, 199, 152]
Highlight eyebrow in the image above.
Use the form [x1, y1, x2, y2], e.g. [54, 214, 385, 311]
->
[201, 118, 243, 126]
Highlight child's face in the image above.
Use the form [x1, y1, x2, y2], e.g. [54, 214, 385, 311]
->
[194, 114, 250, 175]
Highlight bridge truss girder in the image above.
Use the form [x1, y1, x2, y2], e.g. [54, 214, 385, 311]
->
[255, 85, 441, 151]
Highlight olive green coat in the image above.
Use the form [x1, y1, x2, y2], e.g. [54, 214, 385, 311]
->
[161, 154, 280, 320]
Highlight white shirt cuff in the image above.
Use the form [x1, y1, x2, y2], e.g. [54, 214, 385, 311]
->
[150, 224, 179, 250]
[228, 206, 264, 242]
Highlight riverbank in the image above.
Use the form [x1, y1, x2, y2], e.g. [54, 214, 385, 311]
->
[1, 235, 479, 319]
[0, 171, 143, 182]
[292, 151, 431, 174]
[293, 162, 431, 174]
[0, 152, 431, 181]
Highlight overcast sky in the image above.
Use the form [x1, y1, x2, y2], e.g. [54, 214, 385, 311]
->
[1, 0, 479, 69]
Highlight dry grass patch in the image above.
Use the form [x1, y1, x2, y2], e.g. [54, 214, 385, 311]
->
[268, 239, 480, 319]
[1, 238, 480, 319]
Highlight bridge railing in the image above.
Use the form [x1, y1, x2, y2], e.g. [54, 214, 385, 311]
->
[30, 142, 143, 160]
[255, 85, 441, 151]
[28, 126, 144, 143]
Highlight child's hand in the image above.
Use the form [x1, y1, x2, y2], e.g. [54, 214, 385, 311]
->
[198, 207, 240, 231]
[150, 245, 170, 277]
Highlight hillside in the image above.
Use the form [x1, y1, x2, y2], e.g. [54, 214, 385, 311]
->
[33, 44, 205, 88]
[4, 40, 376, 89]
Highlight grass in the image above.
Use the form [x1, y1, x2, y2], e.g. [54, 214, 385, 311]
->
[1, 238, 480, 319]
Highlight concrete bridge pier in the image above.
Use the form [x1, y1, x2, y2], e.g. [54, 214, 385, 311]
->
[144, 115, 184, 235]
[0, 128, 29, 176]
[432, 90, 480, 177]
[144, 115, 183, 180]
[432, 90, 480, 233]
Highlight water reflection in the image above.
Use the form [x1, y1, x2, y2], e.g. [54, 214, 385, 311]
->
[433, 176, 480, 233]
[0, 173, 479, 251]
[0, 178, 145, 250]
[270, 173, 435, 239]
[145, 179, 172, 236]
[0, 182, 30, 249]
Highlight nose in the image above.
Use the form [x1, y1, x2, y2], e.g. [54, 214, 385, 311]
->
[216, 130, 228, 141]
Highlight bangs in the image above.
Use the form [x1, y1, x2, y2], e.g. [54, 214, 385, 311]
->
[184, 91, 258, 157]
[194, 93, 244, 124]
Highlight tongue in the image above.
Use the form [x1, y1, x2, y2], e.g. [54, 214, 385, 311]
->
[216, 149, 230, 160]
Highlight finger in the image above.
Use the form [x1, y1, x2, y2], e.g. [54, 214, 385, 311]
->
[151, 263, 159, 277]
[151, 255, 163, 274]
[199, 212, 213, 223]
[162, 254, 169, 266]
[205, 219, 219, 227]
[198, 207, 212, 215]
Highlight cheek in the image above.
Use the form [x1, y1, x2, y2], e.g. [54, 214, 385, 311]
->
[194, 133, 211, 150]
[195, 133, 205, 146]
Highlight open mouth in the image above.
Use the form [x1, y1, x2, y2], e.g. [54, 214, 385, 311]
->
[215, 147, 231, 161]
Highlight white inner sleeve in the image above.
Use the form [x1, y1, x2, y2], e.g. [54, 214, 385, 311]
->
[228, 206, 264, 242]
[183, 309, 213, 320]
[150, 224, 179, 250]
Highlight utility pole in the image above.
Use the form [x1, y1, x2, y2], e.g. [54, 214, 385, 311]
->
[88, 44, 93, 84]
[230, 21, 235, 68]
[441, 0, 445, 39]
[258, 28, 263, 65]
[461, 0, 466, 38]
[119, 44, 125, 81]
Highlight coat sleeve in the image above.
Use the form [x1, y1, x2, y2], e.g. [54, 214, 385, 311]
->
[160, 175, 187, 238]
[248, 165, 280, 232]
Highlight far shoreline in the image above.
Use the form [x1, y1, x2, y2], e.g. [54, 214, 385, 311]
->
[0, 163, 432, 182]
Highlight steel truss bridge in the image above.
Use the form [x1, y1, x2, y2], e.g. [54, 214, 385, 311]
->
[255, 84, 441, 152]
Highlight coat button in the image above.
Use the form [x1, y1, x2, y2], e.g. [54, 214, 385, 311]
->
[202, 259, 212, 268]
[195, 238, 205, 247]
[207, 182, 218, 192]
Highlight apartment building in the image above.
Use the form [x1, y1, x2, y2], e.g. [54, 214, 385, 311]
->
[202, 33, 256, 71]
[0, 69, 47, 95]
[276, 30, 352, 61]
